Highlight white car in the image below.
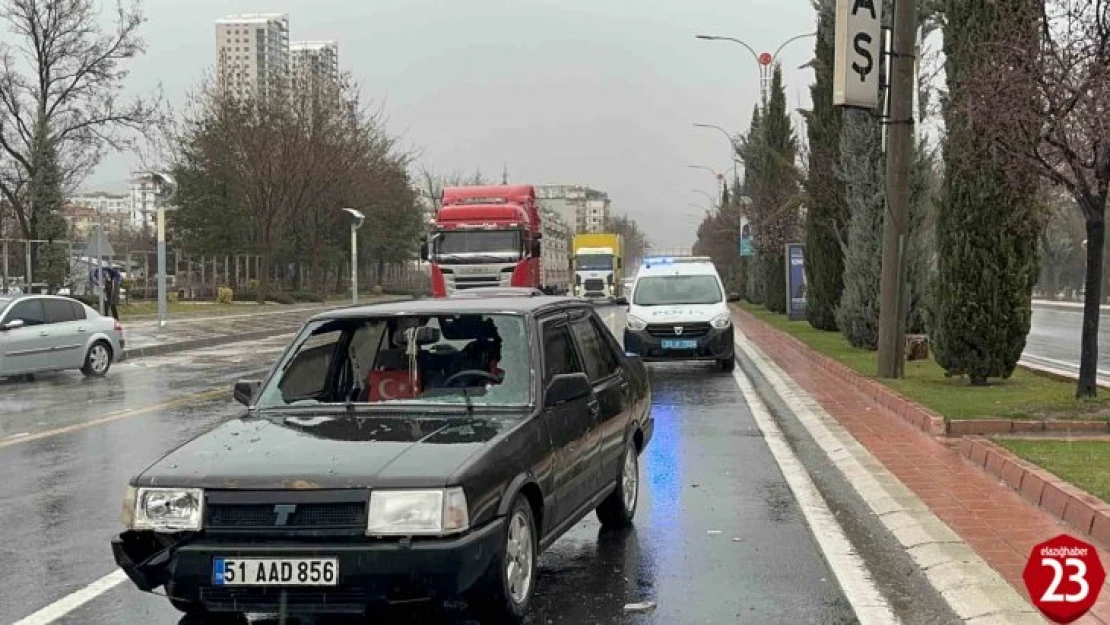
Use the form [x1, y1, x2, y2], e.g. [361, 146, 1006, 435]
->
[622, 257, 738, 371]
[0, 295, 124, 378]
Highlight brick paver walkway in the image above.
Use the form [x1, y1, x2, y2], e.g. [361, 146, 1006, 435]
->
[735, 310, 1110, 624]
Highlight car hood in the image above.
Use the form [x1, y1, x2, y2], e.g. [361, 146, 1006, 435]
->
[629, 303, 727, 323]
[135, 412, 513, 490]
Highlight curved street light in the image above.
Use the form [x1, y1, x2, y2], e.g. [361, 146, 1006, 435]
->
[695, 32, 817, 106]
[690, 189, 718, 206]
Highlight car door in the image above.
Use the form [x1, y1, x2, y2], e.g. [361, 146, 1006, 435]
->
[567, 310, 629, 496]
[42, 298, 86, 369]
[0, 298, 50, 375]
[539, 313, 596, 525]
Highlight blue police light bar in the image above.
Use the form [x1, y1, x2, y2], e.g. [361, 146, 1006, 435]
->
[642, 256, 713, 268]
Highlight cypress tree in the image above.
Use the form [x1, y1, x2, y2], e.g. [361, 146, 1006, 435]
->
[738, 105, 765, 305]
[754, 66, 799, 314]
[802, 0, 846, 330]
[932, 0, 1040, 385]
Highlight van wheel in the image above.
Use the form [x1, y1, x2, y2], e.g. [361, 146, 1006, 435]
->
[717, 355, 736, 373]
[80, 341, 112, 377]
[597, 438, 639, 529]
[467, 496, 536, 623]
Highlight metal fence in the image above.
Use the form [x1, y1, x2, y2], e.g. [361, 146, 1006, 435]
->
[0, 238, 429, 299]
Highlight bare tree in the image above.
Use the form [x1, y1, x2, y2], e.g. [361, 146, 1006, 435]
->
[0, 0, 155, 251]
[962, 0, 1109, 396]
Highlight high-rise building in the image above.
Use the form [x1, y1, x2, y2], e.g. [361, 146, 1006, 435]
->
[215, 13, 290, 100]
[67, 192, 131, 216]
[536, 185, 612, 234]
[291, 41, 339, 88]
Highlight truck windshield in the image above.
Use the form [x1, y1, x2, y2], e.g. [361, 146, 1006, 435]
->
[436, 231, 521, 259]
[576, 254, 613, 271]
[633, 275, 723, 306]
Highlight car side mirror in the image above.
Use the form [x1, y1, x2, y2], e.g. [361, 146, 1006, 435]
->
[233, 379, 261, 406]
[614, 296, 628, 306]
[544, 372, 591, 408]
[727, 293, 741, 302]
[0, 318, 25, 331]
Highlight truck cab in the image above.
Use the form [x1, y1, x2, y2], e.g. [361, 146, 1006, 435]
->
[572, 233, 624, 302]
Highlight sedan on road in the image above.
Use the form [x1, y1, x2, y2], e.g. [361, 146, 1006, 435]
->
[112, 295, 653, 623]
[0, 294, 123, 379]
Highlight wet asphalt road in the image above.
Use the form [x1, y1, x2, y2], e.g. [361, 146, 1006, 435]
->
[1025, 302, 1110, 383]
[0, 307, 956, 625]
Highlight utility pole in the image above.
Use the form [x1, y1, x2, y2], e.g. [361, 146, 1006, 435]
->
[876, 0, 917, 378]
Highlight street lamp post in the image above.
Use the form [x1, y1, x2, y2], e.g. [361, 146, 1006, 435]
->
[695, 32, 817, 106]
[137, 172, 178, 328]
[341, 208, 365, 305]
[97, 208, 105, 315]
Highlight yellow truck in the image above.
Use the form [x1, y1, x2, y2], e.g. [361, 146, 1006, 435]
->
[572, 233, 625, 302]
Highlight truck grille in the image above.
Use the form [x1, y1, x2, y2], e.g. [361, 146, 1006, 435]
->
[646, 322, 711, 338]
[583, 279, 605, 292]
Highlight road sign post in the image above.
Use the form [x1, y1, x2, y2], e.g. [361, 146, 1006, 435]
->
[1024, 534, 1105, 623]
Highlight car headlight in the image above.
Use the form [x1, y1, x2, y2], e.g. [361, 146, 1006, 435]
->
[126, 486, 204, 532]
[627, 315, 648, 331]
[366, 487, 469, 536]
[711, 313, 732, 329]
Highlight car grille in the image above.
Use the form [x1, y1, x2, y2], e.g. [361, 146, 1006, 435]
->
[583, 278, 605, 292]
[646, 322, 712, 338]
[206, 502, 366, 530]
[200, 587, 368, 614]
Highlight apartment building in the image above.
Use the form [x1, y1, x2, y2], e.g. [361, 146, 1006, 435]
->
[535, 185, 612, 235]
[215, 13, 291, 100]
[291, 41, 339, 88]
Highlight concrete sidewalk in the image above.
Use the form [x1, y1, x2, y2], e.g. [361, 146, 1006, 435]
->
[119, 296, 409, 360]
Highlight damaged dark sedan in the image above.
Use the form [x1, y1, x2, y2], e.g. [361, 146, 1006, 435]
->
[112, 296, 653, 623]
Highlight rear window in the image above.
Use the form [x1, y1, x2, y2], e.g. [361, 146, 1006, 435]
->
[43, 299, 77, 323]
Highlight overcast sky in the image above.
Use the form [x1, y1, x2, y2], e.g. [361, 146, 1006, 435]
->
[86, 0, 818, 249]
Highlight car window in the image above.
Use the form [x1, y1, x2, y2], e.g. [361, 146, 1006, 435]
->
[633, 274, 723, 306]
[43, 299, 77, 323]
[70, 301, 87, 321]
[4, 299, 47, 326]
[278, 328, 342, 403]
[570, 317, 619, 381]
[542, 321, 584, 380]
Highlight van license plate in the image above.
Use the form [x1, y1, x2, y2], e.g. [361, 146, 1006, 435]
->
[661, 339, 698, 349]
[212, 557, 338, 586]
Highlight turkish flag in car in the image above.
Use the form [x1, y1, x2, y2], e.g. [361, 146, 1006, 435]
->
[368, 371, 420, 401]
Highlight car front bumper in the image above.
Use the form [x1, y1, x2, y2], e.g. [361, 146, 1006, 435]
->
[112, 518, 505, 613]
[623, 325, 734, 362]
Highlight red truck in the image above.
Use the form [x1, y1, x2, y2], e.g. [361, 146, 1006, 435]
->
[421, 184, 570, 297]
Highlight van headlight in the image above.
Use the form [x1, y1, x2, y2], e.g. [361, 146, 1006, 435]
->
[627, 315, 648, 331]
[366, 487, 469, 536]
[126, 486, 204, 532]
[710, 313, 732, 329]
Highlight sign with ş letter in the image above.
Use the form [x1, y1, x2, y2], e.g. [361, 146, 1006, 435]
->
[833, 0, 883, 108]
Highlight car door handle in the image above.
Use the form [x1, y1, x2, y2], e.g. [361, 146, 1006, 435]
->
[39, 330, 48, 337]
[77, 327, 87, 333]
[586, 398, 600, 415]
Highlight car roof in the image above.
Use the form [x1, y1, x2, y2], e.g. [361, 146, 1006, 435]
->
[448, 287, 546, 298]
[637, 258, 721, 277]
[310, 295, 590, 321]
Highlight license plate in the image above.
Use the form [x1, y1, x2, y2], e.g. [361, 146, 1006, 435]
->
[212, 557, 338, 586]
[661, 339, 698, 349]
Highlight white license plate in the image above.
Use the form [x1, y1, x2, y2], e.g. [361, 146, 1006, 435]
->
[661, 339, 698, 349]
[212, 557, 338, 586]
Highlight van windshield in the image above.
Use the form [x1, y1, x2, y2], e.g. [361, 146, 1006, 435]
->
[633, 275, 722, 306]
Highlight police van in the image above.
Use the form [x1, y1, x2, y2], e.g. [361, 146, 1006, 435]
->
[623, 257, 739, 371]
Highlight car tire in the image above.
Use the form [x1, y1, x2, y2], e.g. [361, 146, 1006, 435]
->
[596, 437, 639, 529]
[467, 496, 537, 624]
[80, 340, 112, 377]
[717, 355, 736, 373]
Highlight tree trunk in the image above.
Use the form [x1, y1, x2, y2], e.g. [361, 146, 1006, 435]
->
[1078, 201, 1105, 398]
[257, 254, 270, 304]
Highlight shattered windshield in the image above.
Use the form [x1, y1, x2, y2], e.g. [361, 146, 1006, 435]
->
[255, 313, 531, 409]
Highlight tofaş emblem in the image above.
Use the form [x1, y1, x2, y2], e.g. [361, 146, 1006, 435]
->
[1023, 534, 1105, 623]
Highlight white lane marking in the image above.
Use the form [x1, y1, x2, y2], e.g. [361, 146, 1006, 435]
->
[730, 353, 900, 624]
[13, 570, 127, 625]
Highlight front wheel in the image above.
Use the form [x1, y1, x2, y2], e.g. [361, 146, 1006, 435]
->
[717, 355, 735, 373]
[80, 340, 112, 377]
[467, 496, 537, 623]
[597, 438, 639, 529]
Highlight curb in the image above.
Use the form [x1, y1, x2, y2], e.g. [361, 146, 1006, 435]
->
[958, 436, 1110, 550]
[732, 306, 948, 438]
[119, 326, 300, 361]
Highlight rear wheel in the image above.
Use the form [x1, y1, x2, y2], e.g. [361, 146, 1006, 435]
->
[80, 340, 112, 377]
[597, 438, 639, 529]
[467, 496, 537, 623]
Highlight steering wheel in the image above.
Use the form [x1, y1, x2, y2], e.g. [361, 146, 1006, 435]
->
[442, 369, 501, 388]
